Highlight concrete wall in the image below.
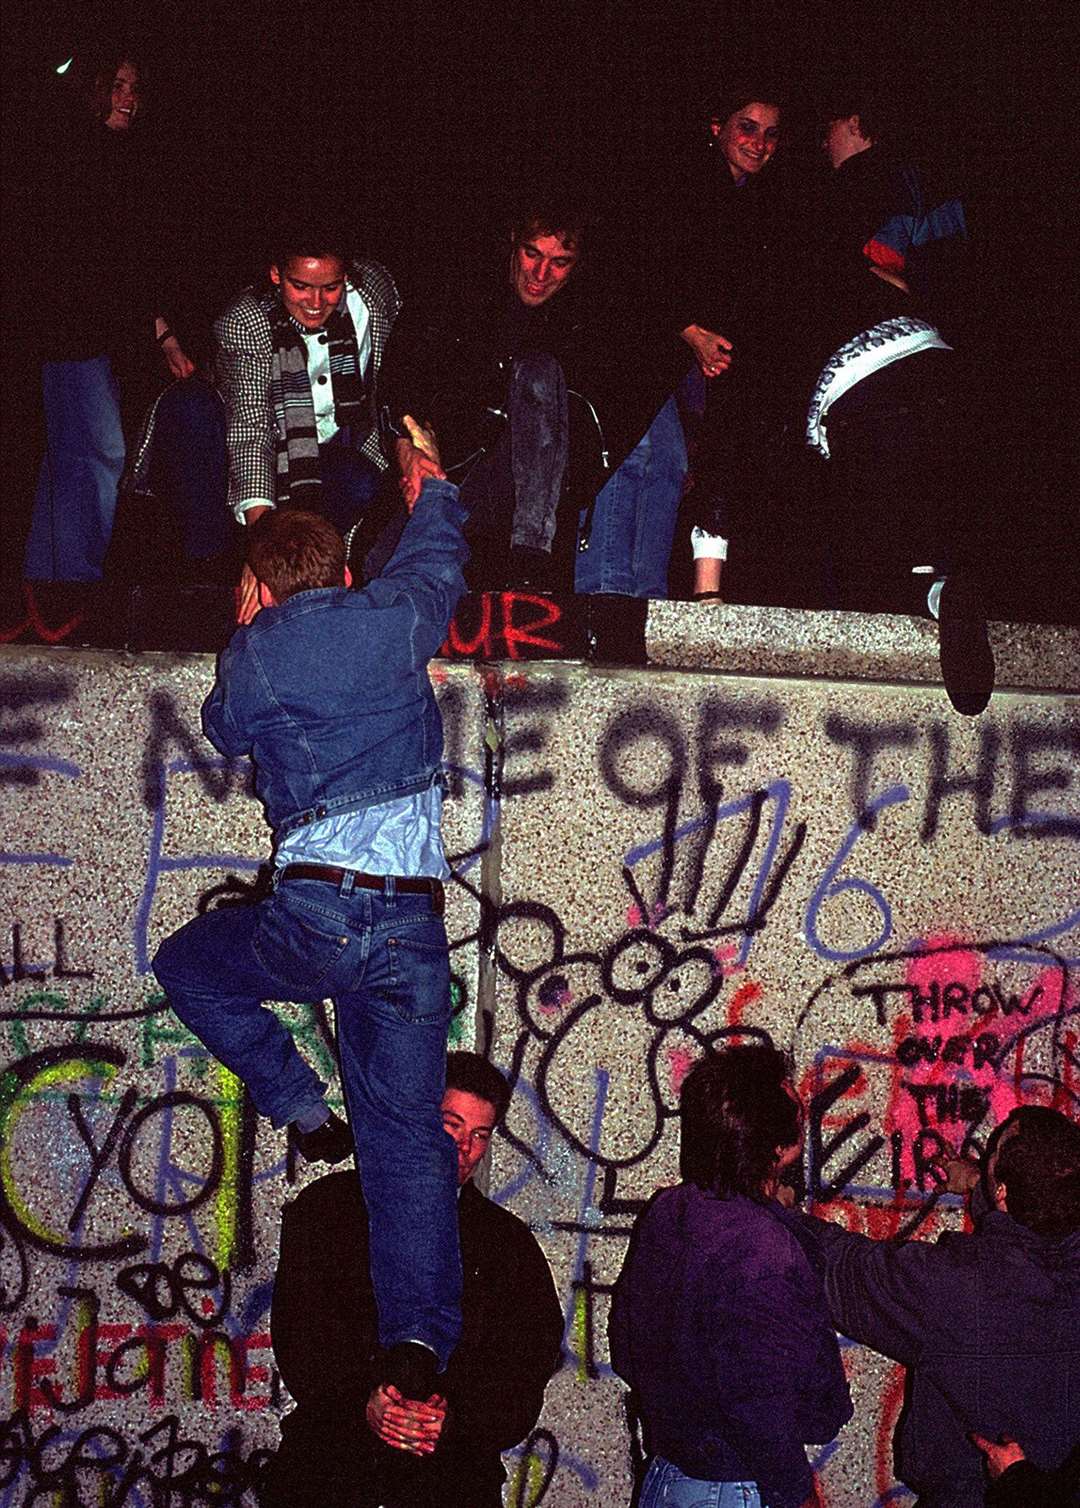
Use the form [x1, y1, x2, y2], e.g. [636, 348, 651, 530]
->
[1, 607, 1077, 1506]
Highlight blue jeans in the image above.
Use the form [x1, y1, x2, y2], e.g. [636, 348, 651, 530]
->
[26, 356, 126, 580]
[639, 1457, 762, 1508]
[575, 396, 687, 598]
[317, 435, 383, 535]
[152, 875, 462, 1367]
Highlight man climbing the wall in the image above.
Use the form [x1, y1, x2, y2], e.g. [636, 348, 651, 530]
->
[152, 438, 469, 1411]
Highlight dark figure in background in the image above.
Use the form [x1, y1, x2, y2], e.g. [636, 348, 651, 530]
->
[260, 1052, 563, 1508]
[130, 226, 400, 589]
[23, 53, 195, 582]
[802, 88, 994, 714]
[376, 194, 685, 600]
[665, 81, 799, 602]
[795, 1106, 1080, 1507]
[609, 1045, 851, 1508]
[153, 479, 468, 1406]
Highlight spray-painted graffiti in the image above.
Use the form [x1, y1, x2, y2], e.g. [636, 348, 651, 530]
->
[1, 652, 1077, 1507]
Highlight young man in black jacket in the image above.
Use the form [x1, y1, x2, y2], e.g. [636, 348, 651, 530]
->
[260, 1052, 563, 1508]
[377, 193, 685, 601]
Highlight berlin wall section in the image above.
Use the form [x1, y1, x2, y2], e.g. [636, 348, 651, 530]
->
[1, 637, 1077, 1506]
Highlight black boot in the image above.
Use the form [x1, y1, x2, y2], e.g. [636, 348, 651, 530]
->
[290, 1110, 354, 1164]
[937, 572, 995, 716]
[586, 593, 649, 665]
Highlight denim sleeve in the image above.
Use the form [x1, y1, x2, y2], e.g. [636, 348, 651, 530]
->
[359, 478, 469, 660]
[200, 647, 249, 758]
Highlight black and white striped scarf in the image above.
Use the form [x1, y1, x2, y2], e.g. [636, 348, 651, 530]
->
[259, 290, 368, 504]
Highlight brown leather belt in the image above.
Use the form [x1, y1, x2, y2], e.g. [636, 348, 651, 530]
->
[280, 864, 445, 914]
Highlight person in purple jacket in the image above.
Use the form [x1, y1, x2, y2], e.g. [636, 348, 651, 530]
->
[609, 1044, 852, 1508]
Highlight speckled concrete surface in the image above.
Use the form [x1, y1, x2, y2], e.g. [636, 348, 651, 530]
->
[647, 600, 1080, 694]
[1, 618, 1077, 1506]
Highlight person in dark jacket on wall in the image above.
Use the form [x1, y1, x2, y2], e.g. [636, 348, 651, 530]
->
[609, 1045, 852, 1508]
[801, 87, 993, 715]
[378, 192, 686, 600]
[664, 80, 803, 602]
[796, 1105, 1080, 1508]
[23, 51, 195, 582]
[152, 469, 469, 1409]
[259, 1052, 563, 1508]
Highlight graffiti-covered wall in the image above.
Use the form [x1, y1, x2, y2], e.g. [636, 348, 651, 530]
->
[1, 611, 1077, 1507]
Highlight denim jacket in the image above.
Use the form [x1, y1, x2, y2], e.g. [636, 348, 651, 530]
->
[202, 480, 468, 844]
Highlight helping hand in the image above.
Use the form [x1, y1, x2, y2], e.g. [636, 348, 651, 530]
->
[396, 416, 446, 512]
[235, 565, 262, 626]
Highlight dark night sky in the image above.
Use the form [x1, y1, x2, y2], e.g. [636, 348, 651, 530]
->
[6, 0, 1076, 282]
[3, 1, 1076, 609]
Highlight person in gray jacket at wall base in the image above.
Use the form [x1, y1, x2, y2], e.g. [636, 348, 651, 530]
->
[796, 1105, 1080, 1507]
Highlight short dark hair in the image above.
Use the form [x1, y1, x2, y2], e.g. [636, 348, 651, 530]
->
[271, 240, 351, 276]
[820, 86, 888, 145]
[91, 53, 144, 123]
[993, 1106, 1080, 1238]
[709, 77, 784, 128]
[679, 1044, 799, 1199]
[266, 206, 352, 280]
[445, 1052, 511, 1122]
[510, 193, 592, 256]
[245, 509, 346, 603]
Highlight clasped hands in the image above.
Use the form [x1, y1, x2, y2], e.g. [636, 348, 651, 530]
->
[396, 415, 446, 511]
[366, 1382, 447, 1456]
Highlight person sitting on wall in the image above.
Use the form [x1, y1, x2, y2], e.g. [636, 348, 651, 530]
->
[152, 470, 469, 1411]
[793, 1105, 1080, 1507]
[128, 217, 401, 593]
[609, 1044, 852, 1508]
[374, 190, 686, 604]
[798, 86, 993, 715]
[662, 78, 805, 605]
[22, 50, 197, 584]
[259, 1051, 564, 1508]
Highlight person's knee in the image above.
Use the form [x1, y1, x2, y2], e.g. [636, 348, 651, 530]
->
[512, 352, 564, 402]
[151, 926, 197, 994]
[157, 378, 223, 439]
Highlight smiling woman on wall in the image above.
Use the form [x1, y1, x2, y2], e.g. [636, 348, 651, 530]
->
[22, 49, 195, 584]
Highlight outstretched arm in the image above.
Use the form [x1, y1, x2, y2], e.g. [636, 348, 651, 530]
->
[214, 302, 277, 523]
[358, 476, 470, 661]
